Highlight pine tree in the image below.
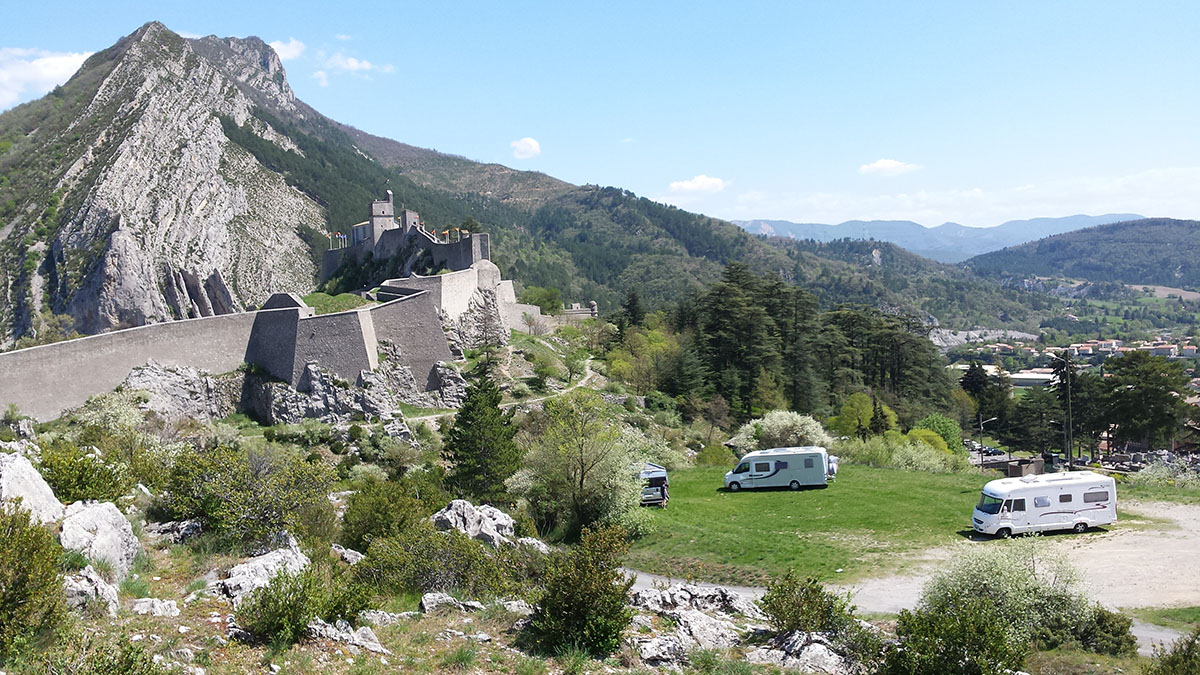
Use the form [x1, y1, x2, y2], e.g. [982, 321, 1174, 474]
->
[442, 371, 521, 504]
[622, 289, 645, 327]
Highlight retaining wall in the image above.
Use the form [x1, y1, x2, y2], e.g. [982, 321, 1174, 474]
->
[370, 293, 453, 390]
[0, 311, 275, 422]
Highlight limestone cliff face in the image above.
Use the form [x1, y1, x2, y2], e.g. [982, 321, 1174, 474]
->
[0, 22, 323, 341]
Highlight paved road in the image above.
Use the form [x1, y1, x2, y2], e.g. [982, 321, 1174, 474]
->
[622, 567, 1182, 656]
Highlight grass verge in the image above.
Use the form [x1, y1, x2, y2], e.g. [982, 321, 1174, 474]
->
[1126, 606, 1200, 632]
[301, 292, 374, 315]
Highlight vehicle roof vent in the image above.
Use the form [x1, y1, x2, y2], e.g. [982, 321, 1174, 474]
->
[1019, 475, 1038, 483]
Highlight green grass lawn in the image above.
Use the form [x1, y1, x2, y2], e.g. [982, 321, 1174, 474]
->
[625, 464, 991, 586]
[1126, 606, 1200, 632]
[1120, 482, 1200, 505]
[300, 292, 374, 315]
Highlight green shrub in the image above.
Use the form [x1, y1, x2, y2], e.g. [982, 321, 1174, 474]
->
[912, 413, 965, 454]
[527, 526, 633, 657]
[235, 569, 321, 650]
[357, 522, 508, 598]
[1077, 604, 1136, 657]
[727, 411, 834, 455]
[309, 554, 373, 624]
[834, 435, 972, 473]
[884, 595, 1026, 675]
[38, 438, 133, 503]
[339, 479, 427, 552]
[37, 631, 166, 674]
[758, 572, 854, 635]
[695, 444, 735, 467]
[163, 444, 335, 553]
[0, 503, 66, 662]
[906, 428, 949, 454]
[1146, 626, 1200, 675]
[916, 535, 1089, 648]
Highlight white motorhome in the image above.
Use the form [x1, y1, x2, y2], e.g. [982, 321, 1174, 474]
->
[972, 471, 1117, 537]
[724, 447, 837, 491]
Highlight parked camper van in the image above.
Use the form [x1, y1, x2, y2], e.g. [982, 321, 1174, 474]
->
[639, 462, 669, 508]
[972, 471, 1116, 537]
[724, 447, 837, 491]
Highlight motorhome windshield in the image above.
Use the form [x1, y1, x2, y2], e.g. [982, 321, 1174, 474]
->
[977, 493, 1004, 514]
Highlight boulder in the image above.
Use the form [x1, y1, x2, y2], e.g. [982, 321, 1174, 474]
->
[330, 543, 364, 565]
[60, 501, 141, 580]
[636, 635, 686, 666]
[500, 599, 534, 616]
[745, 631, 850, 674]
[123, 360, 235, 422]
[144, 519, 203, 545]
[130, 598, 181, 617]
[630, 583, 765, 621]
[64, 565, 119, 617]
[673, 608, 741, 650]
[430, 499, 514, 548]
[420, 592, 484, 614]
[0, 451, 64, 524]
[307, 618, 391, 654]
[216, 538, 309, 606]
[517, 537, 551, 555]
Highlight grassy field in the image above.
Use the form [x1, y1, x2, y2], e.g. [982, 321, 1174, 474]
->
[1120, 481, 1200, 505]
[625, 465, 991, 586]
[1127, 606, 1200, 632]
[300, 292, 374, 315]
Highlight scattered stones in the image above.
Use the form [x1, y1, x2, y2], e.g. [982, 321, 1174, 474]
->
[636, 635, 686, 666]
[430, 499, 515, 548]
[307, 618, 391, 655]
[144, 519, 203, 545]
[331, 543, 364, 565]
[130, 598, 181, 617]
[359, 610, 418, 626]
[63, 565, 119, 617]
[420, 592, 484, 614]
[215, 536, 309, 606]
[744, 631, 850, 674]
[0, 451, 64, 524]
[59, 501, 141, 580]
[467, 632, 492, 642]
[672, 609, 740, 650]
[436, 629, 467, 641]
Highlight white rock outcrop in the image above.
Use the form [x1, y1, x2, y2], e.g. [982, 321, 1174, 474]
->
[0, 452, 64, 524]
[330, 543, 364, 565]
[59, 501, 141, 580]
[430, 499, 515, 548]
[420, 592, 484, 614]
[215, 537, 309, 606]
[359, 609, 418, 626]
[130, 598, 181, 617]
[64, 565, 120, 617]
[144, 519, 204, 545]
[630, 583, 765, 621]
[745, 631, 850, 674]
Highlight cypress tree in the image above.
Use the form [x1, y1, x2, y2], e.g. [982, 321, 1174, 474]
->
[442, 371, 521, 504]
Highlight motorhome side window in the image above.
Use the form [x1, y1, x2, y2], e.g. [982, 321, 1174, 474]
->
[803, 457, 814, 469]
[754, 462, 771, 472]
[1059, 494, 1072, 503]
[1011, 499, 1026, 511]
[1083, 491, 1109, 503]
[1034, 496, 1051, 508]
[734, 463, 749, 474]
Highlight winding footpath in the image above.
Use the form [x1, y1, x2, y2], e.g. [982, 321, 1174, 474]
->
[406, 356, 596, 425]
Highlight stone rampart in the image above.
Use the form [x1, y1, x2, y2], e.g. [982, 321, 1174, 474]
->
[0, 311, 271, 421]
[370, 293, 453, 391]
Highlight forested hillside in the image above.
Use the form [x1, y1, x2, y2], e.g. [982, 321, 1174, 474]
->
[965, 218, 1200, 289]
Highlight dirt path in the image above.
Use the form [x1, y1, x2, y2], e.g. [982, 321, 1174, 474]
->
[626, 500, 1200, 655]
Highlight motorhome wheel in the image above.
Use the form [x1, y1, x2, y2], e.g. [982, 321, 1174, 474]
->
[996, 528, 1011, 539]
[789, 480, 800, 490]
[1073, 522, 1088, 533]
[728, 482, 740, 492]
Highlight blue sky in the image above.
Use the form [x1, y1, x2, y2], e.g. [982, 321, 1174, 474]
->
[2, 1, 1199, 227]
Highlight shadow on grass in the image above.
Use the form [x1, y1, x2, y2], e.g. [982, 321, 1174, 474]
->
[954, 526, 1112, 542]
[716, 484, 831, 494]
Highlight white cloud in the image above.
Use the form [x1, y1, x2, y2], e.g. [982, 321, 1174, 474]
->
[268, 38, 306, 61]
[177, 31, 203, 39]
[335, 34, 352, 41]
[326, 53, 375, 71]
[669, 174, 727, 193]
[859, 158, 920, 176]
[312, 70, 328, 87]
[0, 48, 92, 109]
[510, 137, 541, 159]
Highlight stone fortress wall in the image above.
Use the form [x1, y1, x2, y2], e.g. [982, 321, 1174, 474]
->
[0, 291, 451, 422]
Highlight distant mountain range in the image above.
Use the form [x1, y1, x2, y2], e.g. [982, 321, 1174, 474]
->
[734, 214, 1144, 263]
[964, 218, 1200, 289]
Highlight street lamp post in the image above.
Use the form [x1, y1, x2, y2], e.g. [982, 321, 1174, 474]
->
[978, 415, 997, 470]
